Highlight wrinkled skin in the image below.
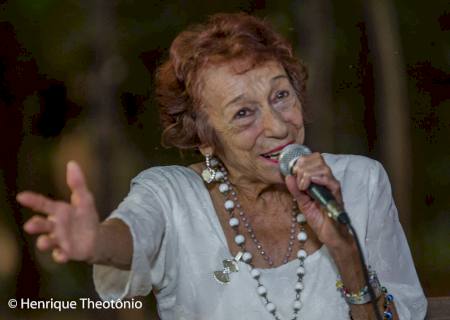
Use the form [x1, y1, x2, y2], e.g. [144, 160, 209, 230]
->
[197, 60, 351, 251]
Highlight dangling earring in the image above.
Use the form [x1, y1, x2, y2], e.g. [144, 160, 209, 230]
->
[202, 154, 218, 183]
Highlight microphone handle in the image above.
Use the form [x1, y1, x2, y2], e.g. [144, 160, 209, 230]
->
[286, 154, 350, 224]
[307, 183, 335, 205]
[306, 183, 349, 224]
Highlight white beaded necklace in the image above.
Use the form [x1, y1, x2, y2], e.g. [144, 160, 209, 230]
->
[213, 163, 309, 320]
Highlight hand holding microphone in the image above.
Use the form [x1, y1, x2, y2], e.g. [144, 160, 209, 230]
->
[280, 145, 383, 319]
[279, 144, 351, 225]
[280, 145, 384, 319]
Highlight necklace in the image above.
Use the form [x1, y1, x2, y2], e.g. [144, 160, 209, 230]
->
[218, 166, 301, 266]
[214, 163, 308, 320]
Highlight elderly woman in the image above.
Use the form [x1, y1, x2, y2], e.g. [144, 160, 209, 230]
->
[17, 13, 426, 320]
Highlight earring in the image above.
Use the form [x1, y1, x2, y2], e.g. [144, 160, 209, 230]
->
[202, 154, 217, 183]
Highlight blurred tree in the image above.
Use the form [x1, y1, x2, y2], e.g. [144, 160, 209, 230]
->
[364, 0, 412, 234]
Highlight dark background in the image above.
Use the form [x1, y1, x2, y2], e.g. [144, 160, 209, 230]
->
[0, 0, 449, 319]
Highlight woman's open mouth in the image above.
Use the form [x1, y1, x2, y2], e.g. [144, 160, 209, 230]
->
[261, 151, 281, 161]
[259, 141, 294, 163]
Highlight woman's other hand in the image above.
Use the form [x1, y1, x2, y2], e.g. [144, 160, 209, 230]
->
[17, 161, 100, 264]
[284, 153, 352, 251]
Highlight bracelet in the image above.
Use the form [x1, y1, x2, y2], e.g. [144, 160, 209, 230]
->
[336, 269, 382, 305]
[382, 287, 394, 320]
[337, 270, 396, 319]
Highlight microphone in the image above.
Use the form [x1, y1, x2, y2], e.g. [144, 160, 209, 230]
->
[279, 144, 350, 225]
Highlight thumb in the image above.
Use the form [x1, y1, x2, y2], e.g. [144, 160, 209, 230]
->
[66, 161, 92, 207]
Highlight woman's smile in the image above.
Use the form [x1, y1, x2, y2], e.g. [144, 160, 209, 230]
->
[259, 140, 295, 164]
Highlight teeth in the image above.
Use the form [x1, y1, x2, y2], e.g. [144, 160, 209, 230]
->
[263, 151, 280, 159]
[269, 153, 279, 159]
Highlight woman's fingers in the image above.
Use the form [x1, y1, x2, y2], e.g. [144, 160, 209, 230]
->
[293, 153, 341, 194]
[285, 176, 315, 209]
[296, 164, 332, 190]
[18, 193, 74, 259]
[16, 162, 99, 264]
[310, 175, 342, 204]
[66, 161, 94, 208]
[35, 234, 70, 264]
[286, 176, 325, 227]
[52, 248, 69, 264]
[16, 192, 62, 216]
[23, 216, 54, 234]
[285, 175, 302, 199]
[289, 152, 344, 212]
[288, 154, 352, 249]
[36, 234, 57, 251]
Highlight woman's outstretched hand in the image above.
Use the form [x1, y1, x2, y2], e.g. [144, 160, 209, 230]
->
[17, 161, 100, 264]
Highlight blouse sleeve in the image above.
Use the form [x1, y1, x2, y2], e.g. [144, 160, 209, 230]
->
[365, 160, 427, 319]
[92, 170, 177, 301]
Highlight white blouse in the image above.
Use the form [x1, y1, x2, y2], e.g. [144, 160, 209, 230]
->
[93, 154, 427, 319]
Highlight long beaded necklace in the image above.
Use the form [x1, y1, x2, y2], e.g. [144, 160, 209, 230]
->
[213, 163, 309, 320]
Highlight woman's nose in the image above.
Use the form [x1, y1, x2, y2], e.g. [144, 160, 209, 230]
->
[261, 107, 289, 138]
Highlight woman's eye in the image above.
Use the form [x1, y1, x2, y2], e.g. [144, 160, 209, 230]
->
[234, 108, 252, 119]
[275, 90, 290, 100]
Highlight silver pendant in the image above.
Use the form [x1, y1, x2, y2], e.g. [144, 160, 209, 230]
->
[213, 252, 243, 284]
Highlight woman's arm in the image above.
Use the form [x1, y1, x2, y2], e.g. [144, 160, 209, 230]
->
[285, 153, 400, 319]
[330, 238, 398, 320]
[90, 218, 132, 270]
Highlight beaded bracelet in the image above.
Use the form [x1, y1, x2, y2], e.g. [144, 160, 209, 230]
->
[337, 270, 395, 319]
[382, 287, 394, 320]
[336, 269, 382, 305]
[348, 290, 395, 320]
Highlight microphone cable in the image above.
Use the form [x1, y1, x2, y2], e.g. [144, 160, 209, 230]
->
[337, 212, 383, 320]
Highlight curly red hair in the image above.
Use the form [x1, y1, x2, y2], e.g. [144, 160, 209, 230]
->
[155, 12, 308, 151]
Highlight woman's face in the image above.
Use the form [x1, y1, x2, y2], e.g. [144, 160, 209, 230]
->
[198, 60, 305, 184]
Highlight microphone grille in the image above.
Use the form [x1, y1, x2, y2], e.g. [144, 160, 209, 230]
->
[279, 144, 312, 176]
